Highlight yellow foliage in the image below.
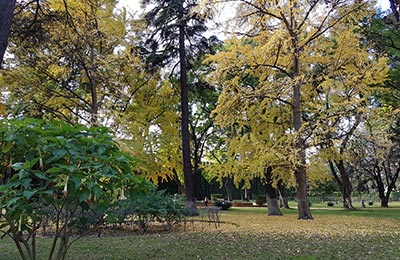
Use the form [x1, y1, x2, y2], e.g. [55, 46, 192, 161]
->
[203, 0, 388, 190]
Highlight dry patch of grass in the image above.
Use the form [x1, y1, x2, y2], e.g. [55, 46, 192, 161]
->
[1, 207, 400, 260]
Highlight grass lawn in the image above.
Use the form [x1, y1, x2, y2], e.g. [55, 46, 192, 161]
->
[1, 204, 400, 260]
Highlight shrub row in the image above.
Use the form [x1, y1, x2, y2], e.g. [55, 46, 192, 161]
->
[108, 191, 188, 233]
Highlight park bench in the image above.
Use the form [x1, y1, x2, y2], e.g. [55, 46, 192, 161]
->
[198, 206, 220, 228]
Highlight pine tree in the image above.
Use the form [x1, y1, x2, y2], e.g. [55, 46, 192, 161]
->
[140, 0, 217, 211]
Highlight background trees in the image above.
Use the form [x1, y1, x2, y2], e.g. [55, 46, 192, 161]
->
[350, 110, 400, 207]
[1, 0, 400, 220]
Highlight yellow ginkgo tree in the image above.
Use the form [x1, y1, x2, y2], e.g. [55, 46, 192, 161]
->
[204, 0, 388, 219]
[120, 79, 185, 193]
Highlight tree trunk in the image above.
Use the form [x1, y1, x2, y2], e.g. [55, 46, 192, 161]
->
[295, 167, 313, 219]
[291, 33, 312, 219]
[378, 162, 399, 208]
[277, 180, 290, 209]
[375, 168, 388, 207]
[178, 0, 196, 213]
[89, 46, 98, 125]
[335, 160, 355, 209]
[381, 195, 389, 207]
[0, 0, 16, 67]
[264, 167, 282, 216]
[293, 85, 313, 219]
[172, 168, 185, 195]
[224, 178, 233, 201]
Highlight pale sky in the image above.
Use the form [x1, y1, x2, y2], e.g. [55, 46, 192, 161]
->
[118, 0, 391, 13]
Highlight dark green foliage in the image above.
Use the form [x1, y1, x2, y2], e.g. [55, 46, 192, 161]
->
[0, 118, 153, 260]
[109, 191, 188, 233]
[309, 179, 340, 197]
[327, 202, 334, 207]
[214, 200, 231, 210]
[255, 195, 267, 206]
[139, 0, 219, 71]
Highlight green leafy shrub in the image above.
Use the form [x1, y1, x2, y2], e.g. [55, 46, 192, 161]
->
[0, 118, 153, 260]
[255, 195, 267, 205]
[214, 200, 232, 210]
[110, 191, 188, 233]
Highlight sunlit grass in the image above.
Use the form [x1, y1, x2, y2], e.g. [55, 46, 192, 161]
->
[1, 205, 400, 259]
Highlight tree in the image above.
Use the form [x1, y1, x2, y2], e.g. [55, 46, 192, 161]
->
[204, 0, 388, 219]
[350, 108, 400, 207]
[140, 0, 217, 211]
[0, 118, 152, 260]
[121, 78, 185, 193]
[316, 99, 364, 209]
[355, 6, 400, 207]
[0, 0, 16, 66]
[2, 0, 144, 128]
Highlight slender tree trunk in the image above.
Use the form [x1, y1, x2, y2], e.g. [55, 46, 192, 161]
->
[172, 168, 184, 195]
[178, 0, 196, 213]
[293, 78, 312, 219]
[89, 46, 98, 125]
[0, 0, 16, 67]
[277, 180, 290, 209]
[291, 28, 312, 218]
[379, 163, 399, 207]
[375, 168, 387, 207]
[224, 178, 233, 201]
[264, 167, 282, 216]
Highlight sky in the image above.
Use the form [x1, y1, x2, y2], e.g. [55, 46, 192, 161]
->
[118, 0, 392, 14]
[117, 0, 392, 41]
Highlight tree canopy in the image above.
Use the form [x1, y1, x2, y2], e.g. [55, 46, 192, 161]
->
[0, 0, 400, 219]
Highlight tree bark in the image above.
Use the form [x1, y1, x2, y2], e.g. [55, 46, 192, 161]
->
[277, 180, 290, 209]
[172, 168, 185, 195]
[178, 0, 196, 213]
[293, 72, 313, 219]
[329, 160, 355, 209]
[380, 195, 389, 207]
[0, 0, 16, 67]
[295, 167, 313, 219]
[379, 162, 399, 207]
[89, 46, 98, 125]
[224, 178, 233, 201]
[264, 167, 282, 216]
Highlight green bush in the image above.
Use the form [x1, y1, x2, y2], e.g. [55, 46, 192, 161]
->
[111, 191, 188, 232]
[0, 118, 153, 260]
[214, 200, 232, 210]
[255, 195, 267, 205]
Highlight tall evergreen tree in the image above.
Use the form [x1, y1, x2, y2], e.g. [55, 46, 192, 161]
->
[140, 0, 217, 211]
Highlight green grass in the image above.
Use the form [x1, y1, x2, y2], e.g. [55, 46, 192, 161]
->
[2, 205, 400, 260]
